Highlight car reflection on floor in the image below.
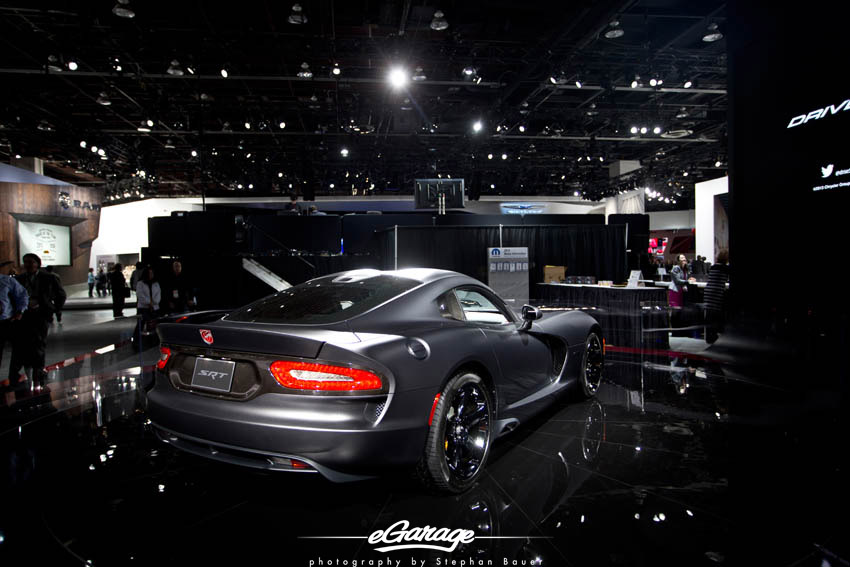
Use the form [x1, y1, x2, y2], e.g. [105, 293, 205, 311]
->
[0, 349, 845, 567]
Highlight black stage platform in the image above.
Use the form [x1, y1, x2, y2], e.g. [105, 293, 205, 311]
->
[0, 337, 846, 567]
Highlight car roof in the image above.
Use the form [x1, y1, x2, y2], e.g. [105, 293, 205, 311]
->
[318, 268, 462, 285]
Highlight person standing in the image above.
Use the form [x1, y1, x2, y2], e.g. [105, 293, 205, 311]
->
[163, 261, 195, 314]
[704, 249, 730, 344]
[135, 266, 161, 322]
[96, 268, 107, 297]
[109, 263, 128, 317]
[44, 266, 63, 323]
[668, 254, 693, 308]
[129, 262, 143, 293]
[1, 260, 28, 390]
[8, 254, 66, 389]
[87, 268, 96, 297]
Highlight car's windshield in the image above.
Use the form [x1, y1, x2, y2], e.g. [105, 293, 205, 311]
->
[225, 274, 420, 324]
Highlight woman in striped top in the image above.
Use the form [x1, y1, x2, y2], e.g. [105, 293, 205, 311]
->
[704, 249, 729, 343]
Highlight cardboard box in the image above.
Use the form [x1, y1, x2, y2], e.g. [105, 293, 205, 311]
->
[544, 265, 565, 283]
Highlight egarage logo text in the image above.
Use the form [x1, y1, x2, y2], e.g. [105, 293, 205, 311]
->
[300, 519, 548, 554]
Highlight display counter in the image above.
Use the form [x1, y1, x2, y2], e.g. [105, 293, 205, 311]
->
[535, 283, 669, 349]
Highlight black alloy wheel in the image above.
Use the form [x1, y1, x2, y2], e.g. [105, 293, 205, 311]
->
[579, 332, 604, 397]
[418, 371, 494, 493]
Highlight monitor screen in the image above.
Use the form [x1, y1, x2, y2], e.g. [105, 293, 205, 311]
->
[18, 221, 71, 266]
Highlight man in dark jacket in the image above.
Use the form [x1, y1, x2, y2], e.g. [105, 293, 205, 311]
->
[163, 261, 195, 314]
[9, 253, 66, 389]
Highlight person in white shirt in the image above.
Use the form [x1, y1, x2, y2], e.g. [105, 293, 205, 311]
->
[135, 266, 161, 322]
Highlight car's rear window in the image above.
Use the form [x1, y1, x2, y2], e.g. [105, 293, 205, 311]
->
[225, 274, 420, 324]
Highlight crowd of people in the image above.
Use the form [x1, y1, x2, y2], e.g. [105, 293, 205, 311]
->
[1, 255, 196, 392]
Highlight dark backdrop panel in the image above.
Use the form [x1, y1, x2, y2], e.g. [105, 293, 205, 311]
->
[436, 214, 514, 226]
[249, 214, 341, 253]
[608, 214, 650, 270]
[148, 212, 240, 255]
[379, 225, 627, 295]
[341, 213, 434, 255]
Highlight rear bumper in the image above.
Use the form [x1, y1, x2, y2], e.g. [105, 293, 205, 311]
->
[145, 373, 431, 480]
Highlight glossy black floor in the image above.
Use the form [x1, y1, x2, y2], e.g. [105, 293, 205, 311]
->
[0, 326, 847, 566]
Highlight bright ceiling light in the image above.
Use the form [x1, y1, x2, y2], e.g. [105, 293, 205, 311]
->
[388, 67, 408, 89]
[137, 122, 151, 132]
[79, 141, 87, 148]
[630, 126, 638, 134]
[518, 125, 526, 133]
[702, 22, 723, 42]
[67, 61, 78, 71]
[91, 145, 98, 153]
[653, 126, 662, 134]
[244, 121, 251, 129]
[430, 9, 448, 31]
[683, 171, 689, 177]
[683, 80, 693, 89]
[640, 126, 648, 134]
[96, 92, 112, 106]
[490, 184, 495, 189]
[191, 150, 198, 157]
[604, 20, 624, 39]
[340, 148, 349, 157]
[97, 148, 106, 156]
[472, 120, 483, 133]
[288, 3, 307, 24]
[146, 119, 154, 127]
[279, 121, 286, 129]
[112, 0, 135, 18]
[487, 153, 493, 160]
[501, 153, 507, 160]
[297, 62, 313, 79]
[575, 79, 583, 88]
[649, 78, 657, 87]
[462, 66, 476, 77]
[331, 63, 341, 76]
[631, 79, 638, 88]
[715, 159, 722, 167]
[412, 66, 427, 81]
[220, 67, 229, 78]
[167, 60, 184, 76]
[278, 172, 284, 177]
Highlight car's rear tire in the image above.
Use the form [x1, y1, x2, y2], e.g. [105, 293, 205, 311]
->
[579, 332, 604, 397]
[417, 371, 494, 493]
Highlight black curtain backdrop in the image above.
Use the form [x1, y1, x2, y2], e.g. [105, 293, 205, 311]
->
[379, 225, 627, 296]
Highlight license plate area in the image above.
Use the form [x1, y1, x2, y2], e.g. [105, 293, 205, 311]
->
[191, 357, 236, 393]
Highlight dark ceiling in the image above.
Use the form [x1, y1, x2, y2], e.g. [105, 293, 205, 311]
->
[0, 0, 727, 210]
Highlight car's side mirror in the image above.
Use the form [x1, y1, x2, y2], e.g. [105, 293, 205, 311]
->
[519, 305, 543, 331]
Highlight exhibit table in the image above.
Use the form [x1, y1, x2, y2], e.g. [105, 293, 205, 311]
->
[535, 283, 670, 349]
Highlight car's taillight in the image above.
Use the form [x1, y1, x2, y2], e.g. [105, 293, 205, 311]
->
[157, 347, 172, 370]
[269, 361, 383, 391]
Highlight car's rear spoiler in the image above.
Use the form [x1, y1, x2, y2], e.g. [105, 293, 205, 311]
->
[156, 321, 328, 359]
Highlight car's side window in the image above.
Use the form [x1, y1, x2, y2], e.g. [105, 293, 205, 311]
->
[454, 288, 513, 325]
[437, 291, 465, 321]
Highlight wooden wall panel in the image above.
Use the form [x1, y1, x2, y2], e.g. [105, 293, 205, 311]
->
[0, 182, 103, 284]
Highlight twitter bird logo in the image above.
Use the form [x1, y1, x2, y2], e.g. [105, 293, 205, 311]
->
[822, 164, 834, 178]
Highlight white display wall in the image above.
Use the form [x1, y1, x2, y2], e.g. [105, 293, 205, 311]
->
[89, 198, 203, 269]
[695, 176, 729, 263]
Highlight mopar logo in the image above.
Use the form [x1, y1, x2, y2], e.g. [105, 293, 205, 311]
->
[491, 248, 501, 256]
[198, 370, 228, 380]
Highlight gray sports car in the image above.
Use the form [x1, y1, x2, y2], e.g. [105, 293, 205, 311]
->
[146, 268, 603, 492]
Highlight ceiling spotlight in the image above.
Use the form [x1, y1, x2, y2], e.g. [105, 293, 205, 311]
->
[186, 66, 194, 75]
[244, 121, 251, 129]
[167, 60, 184, 76]
[575, 78, 583, 89]
[412, 67, 427, 81]
[518, 125, 526, 133]
[715, 159, 722, 167]
[297, 62, 313, 79]
[288, 3, 307, 24]
[702, 22, 723, 42]
[472, 120, 483, 133]
[599, 156, 604, 162]
[112, 0, 135, 18]
[67, 60, 78, 71]
[331, 63, 341, 76]
[79, 140, 87, 148]
[649, 78, 657, 87]
[604, 20, 625, 39]
[164, 139, 175, 148]
[487, 153, 493, 160]
[676, 107, 689, 119]
[146, 119, 154, 127]
[653, 126, 662, 134]
[97, 148, 106, 156]
[340, 148, 349, 157]
[220, 67, 229, 78]
[490, 184, 496, 189]
[279, 121, 286, 129]
[91, 145, 98, 153]
[640, 126, 648, 134]
[137, 122, 151, 132]
[683, 171, 689, 177]
[549, 70, 568, 85]
[683, 80, 693, 89]
[388, 67, 408, 89]
[501, 153, 507, 160]
[631, 79, 638, 88]
[430, 9, 448, 31]
[191, 150, 198, 157]
[630, 126, 638, 134]
[96, 92, 112, 106]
